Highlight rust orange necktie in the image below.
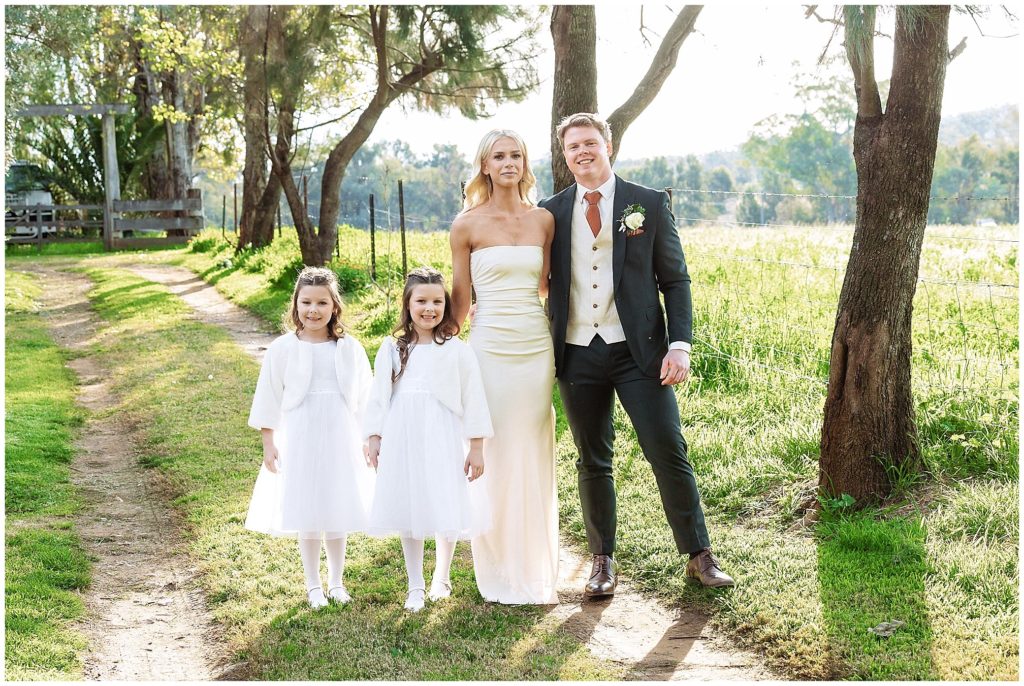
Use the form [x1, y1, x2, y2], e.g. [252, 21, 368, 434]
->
[584, 191, 602, 237]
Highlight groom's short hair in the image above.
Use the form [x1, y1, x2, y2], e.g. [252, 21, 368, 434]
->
[556, 113, 612, 147]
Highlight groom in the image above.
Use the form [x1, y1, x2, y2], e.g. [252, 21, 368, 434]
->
[539, 112, 733, 596]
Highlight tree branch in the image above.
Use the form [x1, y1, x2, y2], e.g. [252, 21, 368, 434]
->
[844, 6, 882, 118]
[607, 6, 702, 151]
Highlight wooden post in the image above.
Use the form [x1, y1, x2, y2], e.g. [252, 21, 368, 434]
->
[398, 180, 407, 278]
[34, 203, 43, 253]
[187, 188, 203, 239]
[369, 193, 376, 280]
[100, 112, 121, 251]
[233, 184, 238, 232]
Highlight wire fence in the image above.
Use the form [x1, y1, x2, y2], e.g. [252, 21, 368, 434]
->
[216, 181, 1018, 407]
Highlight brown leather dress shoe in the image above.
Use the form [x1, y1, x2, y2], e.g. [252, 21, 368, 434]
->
[685, 548, 734, 588]
[584, 554, 617, 598]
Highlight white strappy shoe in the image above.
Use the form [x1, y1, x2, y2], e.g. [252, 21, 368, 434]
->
[428, 578, 452, 602]
[404, 588, 426, 613]
[327, 585, 351, 604]
[307, 587, 328, 609]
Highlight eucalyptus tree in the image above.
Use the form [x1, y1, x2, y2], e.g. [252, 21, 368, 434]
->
[818, 6, 953, 503]
[5, 5, 238, 206]
[257, 5, 540, 266]
[548, 6, 703, 192]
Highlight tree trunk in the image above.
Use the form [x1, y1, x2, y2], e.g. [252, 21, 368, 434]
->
[132, 39, 172, 200]
[819, 6, 949, 503]
[548, 6, 701, 193]
[238, 5, 276, 250]
[549, 5, 597, 193]
[315, 5, 440, 266]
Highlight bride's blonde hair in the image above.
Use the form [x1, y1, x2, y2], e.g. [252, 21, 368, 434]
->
[462, 129, 537, 212]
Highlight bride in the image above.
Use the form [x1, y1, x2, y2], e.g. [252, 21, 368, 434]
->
[449, 129, 559, 604]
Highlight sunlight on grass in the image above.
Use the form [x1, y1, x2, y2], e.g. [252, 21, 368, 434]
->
[63, 220, 1018, 680]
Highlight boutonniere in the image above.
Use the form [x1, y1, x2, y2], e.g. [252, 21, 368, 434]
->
[618, 204, 646, 236]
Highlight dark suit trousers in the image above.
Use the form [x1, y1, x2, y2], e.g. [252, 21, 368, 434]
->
[558, 337, 711, 556]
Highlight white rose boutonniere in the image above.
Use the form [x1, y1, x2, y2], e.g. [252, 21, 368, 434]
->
[618, 203, 646, 237]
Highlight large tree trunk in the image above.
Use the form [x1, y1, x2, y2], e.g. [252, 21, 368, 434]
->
[314, 5, 440, 266]
[819, 6, 949, 503]
[238, 5, 278, 250]
[549, 6, 597, 193]
[132, 39, 173, 200]
[548, 6, 701, 193]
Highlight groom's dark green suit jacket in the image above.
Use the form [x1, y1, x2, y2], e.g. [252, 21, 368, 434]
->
[539, 175, 693, 379]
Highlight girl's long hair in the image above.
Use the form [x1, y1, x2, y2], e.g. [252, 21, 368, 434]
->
[392, 267, 459, 382]
[286, 267, 346, 340]
[462, 129, 537, 212]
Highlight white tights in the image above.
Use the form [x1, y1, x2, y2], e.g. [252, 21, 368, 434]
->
[400, 536, 457, 591]
[298, 536, 347, 591]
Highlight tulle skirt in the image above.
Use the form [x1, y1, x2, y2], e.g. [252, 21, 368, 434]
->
[368, 389, 491, 542]
[245, 390, 373, 540]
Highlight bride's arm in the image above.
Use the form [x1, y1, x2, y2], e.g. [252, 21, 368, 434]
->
[450, 215, 474, 327]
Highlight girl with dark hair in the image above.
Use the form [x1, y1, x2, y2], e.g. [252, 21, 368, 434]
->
[363, 267, 493, 612]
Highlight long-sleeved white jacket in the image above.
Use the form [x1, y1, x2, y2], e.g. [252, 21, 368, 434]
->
[362, 336, 493, 441]
[248, 332, 372, 431]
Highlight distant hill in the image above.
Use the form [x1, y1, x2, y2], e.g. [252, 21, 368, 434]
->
[938, 104, 1018, 147]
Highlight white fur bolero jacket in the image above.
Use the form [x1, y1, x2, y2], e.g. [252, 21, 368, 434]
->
[248, 332, 372, 431]
[362, 336, 493, 441]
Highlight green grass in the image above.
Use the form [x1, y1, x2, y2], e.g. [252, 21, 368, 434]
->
[69, 264, 623, 680]
[158, 224, 1017, 680]
[5, 269, 90, 680]
[14, 222, 1012, 679]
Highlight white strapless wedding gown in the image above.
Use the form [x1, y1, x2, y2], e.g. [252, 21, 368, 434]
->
[469, 246, 559, 604]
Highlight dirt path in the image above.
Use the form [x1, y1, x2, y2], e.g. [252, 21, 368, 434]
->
[15, 263, 227, 681]
[130, 263, 775, 681]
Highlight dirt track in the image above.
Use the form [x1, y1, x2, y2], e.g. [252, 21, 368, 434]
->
[16, 263, 227, 681]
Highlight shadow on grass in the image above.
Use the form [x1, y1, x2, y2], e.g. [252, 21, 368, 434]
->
[816, 513, 933, 679]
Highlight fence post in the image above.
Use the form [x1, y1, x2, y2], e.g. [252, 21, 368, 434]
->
[398, 180, 407, 278]
[369, 193, 377, 280]
[221, 195, 226, 238]
[100, 112, 120, 251]
[233, 183, 238, 233]
[34, 203, 42, 253]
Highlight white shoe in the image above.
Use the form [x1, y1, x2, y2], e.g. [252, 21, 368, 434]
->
[404, 588, 425, 613]
[307, 587, 328, 609]
[428, 578, 452, 602]
[327, 585, 351, 604]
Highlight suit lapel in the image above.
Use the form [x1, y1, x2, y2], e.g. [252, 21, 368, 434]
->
[554, 184, 575, 296]
[612, 175, 628, 291]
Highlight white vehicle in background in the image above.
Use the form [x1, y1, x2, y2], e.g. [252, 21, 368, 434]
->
[5, 162, 56, 239]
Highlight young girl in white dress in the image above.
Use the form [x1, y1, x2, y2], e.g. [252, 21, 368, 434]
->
[363, 267, 493, 612]
[245, 267, 373, 609]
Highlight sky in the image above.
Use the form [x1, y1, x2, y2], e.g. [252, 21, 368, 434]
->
[368, 3, 1022, 163]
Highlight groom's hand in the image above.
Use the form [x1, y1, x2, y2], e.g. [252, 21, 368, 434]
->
[660, 349, 690, 386]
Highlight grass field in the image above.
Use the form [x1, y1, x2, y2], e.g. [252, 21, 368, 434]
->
[4, 269, 91, 680]
[167, 223, 1018, 679]
[63, 265, 622, 680]
[6, 218, 1015, 679]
